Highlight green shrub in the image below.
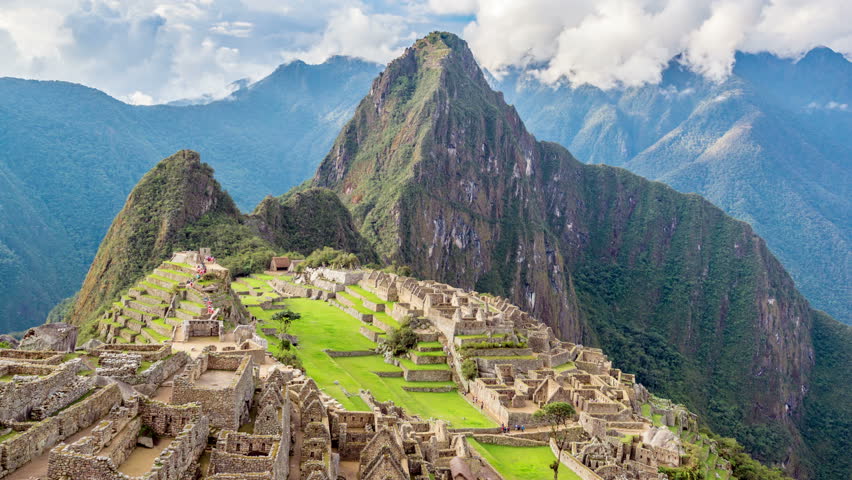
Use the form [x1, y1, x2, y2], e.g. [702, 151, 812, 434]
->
[462, 358, 478, 380]
[385, 322, 419, 356]
[302, 247, 360, 269]
[274, 350, 304, 372]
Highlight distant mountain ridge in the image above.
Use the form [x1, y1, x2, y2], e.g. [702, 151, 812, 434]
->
[0, 56, 382, 332]
[489, 48, 852, 324]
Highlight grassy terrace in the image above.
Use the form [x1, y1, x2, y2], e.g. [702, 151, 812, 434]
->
[246, 294, 493, 428]
[554, 361, 576, 372]
[469, 439, 581, 480]
[398, 358, 451, 371]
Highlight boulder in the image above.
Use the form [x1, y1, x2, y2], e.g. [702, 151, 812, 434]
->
[137, 436, 154, 448]
[19, 323, 78, 352]
[80, 338, 104, 351]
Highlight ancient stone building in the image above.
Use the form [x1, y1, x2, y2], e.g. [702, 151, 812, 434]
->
[208, 431, 288, 479]
[171, 350, 255, 430]
[46, 396, 209, 480]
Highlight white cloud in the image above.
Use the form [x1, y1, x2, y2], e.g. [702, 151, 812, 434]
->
[428, 0, 478, 15]
[462, 0, 852, 88]
[125, 90, 154, 105]
[0, 0, 848, 101]
[281, 7, 414, 65]
[210, 21, 253, 38]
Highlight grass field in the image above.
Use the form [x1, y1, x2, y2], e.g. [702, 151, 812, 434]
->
[468, 439, 582, 480]
[246, 295, 494, 428]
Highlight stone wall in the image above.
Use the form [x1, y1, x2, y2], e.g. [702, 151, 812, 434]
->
[47, 413, 209, 480]
[469, 434, 545, 447]
[0, 359, 82, 422]
[401, 367, 452, 382]
[0, 349, 65, 364]
[0, 383, 122, 477]
[216, 342, 266, 365]
[91, 344, 171, 362]
[476, 356, 543, 374]
[328, 299, 373, 323]
[208, 432, 287, 480]
[140, 398, 202, 437]
[324, 349, 375, 358]
[310, 268, 364, 286]
[550, 438, 605, 480]
[171, 353, 254, 430]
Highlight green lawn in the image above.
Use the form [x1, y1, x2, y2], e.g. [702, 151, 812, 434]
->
[245, 295, 493, 428]
[469, 439, 582, 480]
[554, 361, 576, 372]
[346, 285, 387, 304]
[398, 358, 451, 371]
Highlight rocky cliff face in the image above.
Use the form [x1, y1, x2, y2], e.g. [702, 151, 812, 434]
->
[313, 32, 834, 476]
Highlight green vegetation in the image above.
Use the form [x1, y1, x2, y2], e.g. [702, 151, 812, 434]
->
[462, 358, 478, 380]
[384, 322, 419, 356]
[246, 293, 493, 428]
[0, 430, 21, 443]
[298, 246, 360, 270]
[468, 439, 581, 480]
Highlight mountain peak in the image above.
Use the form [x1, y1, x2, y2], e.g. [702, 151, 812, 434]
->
[70, 150, 238, 325]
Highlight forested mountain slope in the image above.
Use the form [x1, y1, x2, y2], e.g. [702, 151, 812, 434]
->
[490, 49, 852, 324]
[313, 32, 849, 479]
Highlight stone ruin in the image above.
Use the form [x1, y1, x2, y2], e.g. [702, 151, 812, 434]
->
[171, 349, 256, 431]
[208, 431, 288, 479]
[47, 396, 209, 480]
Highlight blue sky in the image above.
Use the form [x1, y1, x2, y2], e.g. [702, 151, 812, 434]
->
[0, 0, 849, 104]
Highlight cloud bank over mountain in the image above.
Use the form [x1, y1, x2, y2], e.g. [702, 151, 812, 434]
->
[0, 0, 849, 102]
[461, 0, 852, 88]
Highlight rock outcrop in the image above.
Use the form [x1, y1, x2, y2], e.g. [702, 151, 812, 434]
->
[19, 323, 78, 352]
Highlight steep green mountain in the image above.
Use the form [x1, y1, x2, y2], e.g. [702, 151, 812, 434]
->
[313, 32, 849, 479]
[490, 50, 851, 324]
[0, 56, 381, 330]
[70, 150, 372, 328]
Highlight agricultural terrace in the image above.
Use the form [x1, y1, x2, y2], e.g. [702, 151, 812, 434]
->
[468, 439, 580, 480]
[238, 279, 494, 428]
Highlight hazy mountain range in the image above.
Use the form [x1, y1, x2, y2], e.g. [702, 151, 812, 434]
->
[0, 57, 381, 332]
[490, 47, 851, 325]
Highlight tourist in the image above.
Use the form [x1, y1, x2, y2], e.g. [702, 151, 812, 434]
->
[521, 425, 525, 432]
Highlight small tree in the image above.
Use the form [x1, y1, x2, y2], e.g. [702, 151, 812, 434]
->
[271, 309, 300, 351]
[533, 402, 577, 480]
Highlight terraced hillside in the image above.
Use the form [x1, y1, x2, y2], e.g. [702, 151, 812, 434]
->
[89, 259, 246, 345]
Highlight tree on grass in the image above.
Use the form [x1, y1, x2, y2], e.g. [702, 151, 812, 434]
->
[271, 309, 300, 351]
[533, 402, 577, 480]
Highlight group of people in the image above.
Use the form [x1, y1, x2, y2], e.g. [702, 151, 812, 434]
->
[500, 423, 525, 433]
